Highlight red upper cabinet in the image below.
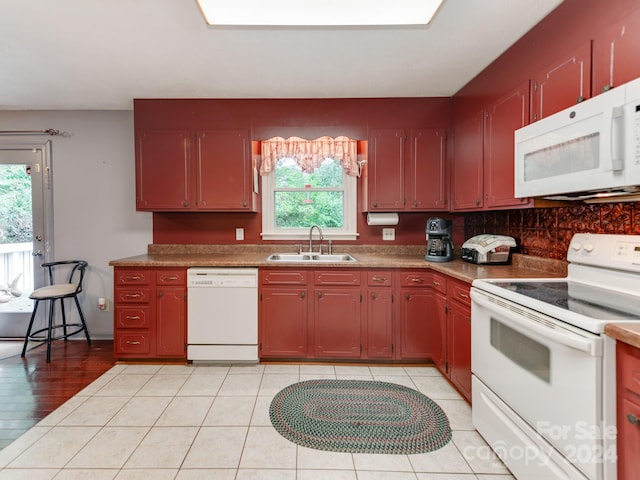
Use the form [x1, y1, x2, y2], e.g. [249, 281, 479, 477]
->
[532, 42, 592, 122]
[450, 111, 484, 211]
[363, 127, 448, 212]
[135, 129, 257, 212]
[451, 82, 532, 212]
[484, 81, 532, 209]
[196, 130, 256, 211]
[136, 130, 192, 211]
[593, 7, 640, 95]
[364, 129, 406, 211]
[407, 129, 447, 211]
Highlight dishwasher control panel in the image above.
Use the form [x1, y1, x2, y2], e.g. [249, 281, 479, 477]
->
[187, 268, 258, 288]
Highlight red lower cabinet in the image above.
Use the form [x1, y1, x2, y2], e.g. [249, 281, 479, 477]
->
[113, 267, 186, 360]
[365, 271, 394, 359]
[616, 341, 640, 480]
[447, 297, 472, 401]
[260, 287, 308, 358]
[396, 270, 447, 362]
[259, 269, 308, 358]
[313, 287, 362, 358]
[443, 278, 472, 403]
[312, 270, 362, 359]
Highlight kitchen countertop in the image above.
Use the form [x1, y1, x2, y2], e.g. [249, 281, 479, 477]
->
[604, 323, 640, 350]
[109, 245, 567, 284]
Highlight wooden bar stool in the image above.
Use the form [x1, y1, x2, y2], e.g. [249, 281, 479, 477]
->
[21, 260, 91, 362]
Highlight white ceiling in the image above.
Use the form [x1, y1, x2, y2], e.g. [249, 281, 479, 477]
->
[0, 0, 563, 110]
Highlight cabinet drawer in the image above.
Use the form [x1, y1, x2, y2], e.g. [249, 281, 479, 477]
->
[367, 271, 393, 287]
[398, 271, 446, 293]
[115, 287, 152, 304]
[115, 332, 151, 354]
[156, 269, 186, 285]
[619, 342, 640, 398]
[115, 307, 150, 329]
[430, 273, 448, 294]
[115, 269, 151, 285]
[260, 270, 308, 285]
[315, 270, 361, 286]
[448, 279, 471, 307]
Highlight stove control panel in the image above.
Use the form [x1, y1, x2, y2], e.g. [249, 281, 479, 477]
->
[568, 233, 640, 272]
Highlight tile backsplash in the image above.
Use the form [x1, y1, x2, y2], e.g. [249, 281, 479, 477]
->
[464, 202, 640, 260]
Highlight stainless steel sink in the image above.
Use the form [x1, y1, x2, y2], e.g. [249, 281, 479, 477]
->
[266, 253, 358, 263]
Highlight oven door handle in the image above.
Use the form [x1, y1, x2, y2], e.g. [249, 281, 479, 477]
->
[472, 292, 600, 356]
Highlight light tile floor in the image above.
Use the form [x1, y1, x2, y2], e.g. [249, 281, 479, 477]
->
[0, 363, 514, 480]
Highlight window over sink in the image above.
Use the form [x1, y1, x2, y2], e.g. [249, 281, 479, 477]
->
[260, 136, 360, 240]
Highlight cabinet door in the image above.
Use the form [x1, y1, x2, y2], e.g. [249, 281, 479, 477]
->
[617, 396, 640, 480]
[484, 81, 533, 209]
[407, 129, 447, 210]
[431, 293, 447, 371]
[447, 300, 471, 402]
[451, 112, 484, 211]
[135, 130, 192, 211]
[366, 129, 405, 211]
[593, 8, 640, 95]
[196, 130, 256, 211]
[398, 288, 440, 360]
[313, 287, 361, 358]
[156, 286, 186, 357]
[532, 42, 592, 121]
[259, 287, 308, 358]
[365, 287, 394, 359]
[617, 342, 640, 480]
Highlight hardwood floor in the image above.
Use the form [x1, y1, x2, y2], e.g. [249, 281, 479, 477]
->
[0, 339, 115, 450]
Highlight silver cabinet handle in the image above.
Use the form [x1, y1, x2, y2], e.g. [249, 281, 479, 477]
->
[125, 341, 141, 345]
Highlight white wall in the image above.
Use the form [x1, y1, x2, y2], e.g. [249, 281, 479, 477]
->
[0, 111, 152, 338]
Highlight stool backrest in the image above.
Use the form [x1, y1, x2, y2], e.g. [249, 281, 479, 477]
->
[42, 260, 88, 294]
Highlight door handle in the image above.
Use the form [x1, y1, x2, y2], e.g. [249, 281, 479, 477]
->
[31, 250, 43, 257]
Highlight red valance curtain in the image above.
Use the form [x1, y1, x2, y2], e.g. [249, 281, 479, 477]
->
[260, 136, 359, 176]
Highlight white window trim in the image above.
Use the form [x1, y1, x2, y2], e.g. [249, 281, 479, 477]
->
[261, 170, 358, 241]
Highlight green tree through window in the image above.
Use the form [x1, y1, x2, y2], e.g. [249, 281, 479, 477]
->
[0, 165, 32, 244]
[274, 157, 344, 229]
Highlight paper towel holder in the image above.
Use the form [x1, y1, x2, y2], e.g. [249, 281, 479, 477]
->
[367, 212, 399, 226]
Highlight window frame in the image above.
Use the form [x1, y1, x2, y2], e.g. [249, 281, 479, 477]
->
[260, 160, 358, 241]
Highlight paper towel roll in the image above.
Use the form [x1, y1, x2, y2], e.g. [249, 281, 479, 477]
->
[367, 212, 399, 226]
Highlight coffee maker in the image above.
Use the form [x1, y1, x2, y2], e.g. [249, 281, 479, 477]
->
[425, 217, 453, 262]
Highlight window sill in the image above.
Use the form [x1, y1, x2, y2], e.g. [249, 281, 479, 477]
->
[261, 232, 358, 241]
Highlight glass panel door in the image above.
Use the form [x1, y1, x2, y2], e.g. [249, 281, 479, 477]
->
[0, 142, 51, 337]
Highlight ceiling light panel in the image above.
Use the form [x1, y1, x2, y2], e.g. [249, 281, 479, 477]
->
[196, 0, 444, 26]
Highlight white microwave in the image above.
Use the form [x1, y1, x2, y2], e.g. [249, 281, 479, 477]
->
[515, 77, 640, 200]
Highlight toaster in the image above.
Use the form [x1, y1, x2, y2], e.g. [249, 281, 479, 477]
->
[461, 234, 516, 265]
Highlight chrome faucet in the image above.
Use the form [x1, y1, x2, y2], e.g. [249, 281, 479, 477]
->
[309, 225, 324, 254]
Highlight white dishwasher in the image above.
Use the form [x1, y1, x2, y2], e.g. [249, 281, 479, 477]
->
[187, 268, 258, 362]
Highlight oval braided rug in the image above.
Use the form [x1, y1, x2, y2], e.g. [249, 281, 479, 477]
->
[269, 379, 451, 454]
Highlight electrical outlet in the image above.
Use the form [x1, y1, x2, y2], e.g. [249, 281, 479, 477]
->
[382, 228, 395, 241]
[98, 298, 109, 311]
[236, 228, 244, 241]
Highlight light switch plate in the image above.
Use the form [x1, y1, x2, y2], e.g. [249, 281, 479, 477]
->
[236, 228, 244, 241]
[382, 228, 395, 241]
